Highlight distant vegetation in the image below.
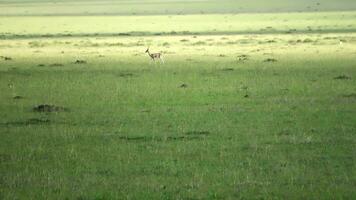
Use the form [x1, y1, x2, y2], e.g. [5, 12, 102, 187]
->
[1, 0, 356, 15]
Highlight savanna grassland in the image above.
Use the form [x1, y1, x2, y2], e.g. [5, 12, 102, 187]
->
[1, 0, 356, 199]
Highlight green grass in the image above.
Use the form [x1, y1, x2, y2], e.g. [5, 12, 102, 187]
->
[1, 1, 356, 199]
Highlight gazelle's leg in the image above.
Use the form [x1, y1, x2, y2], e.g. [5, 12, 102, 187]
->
[160, 56, 165, 63]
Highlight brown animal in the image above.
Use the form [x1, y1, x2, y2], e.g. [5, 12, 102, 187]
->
[145, 48, 164, 63]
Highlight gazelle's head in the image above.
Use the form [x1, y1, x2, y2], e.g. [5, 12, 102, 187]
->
[145, 48, 149, 53]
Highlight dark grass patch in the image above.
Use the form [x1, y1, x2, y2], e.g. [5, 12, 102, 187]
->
[264, 58, 277, 62]
[192, 41, 206, 46]
[334, 75, 351, 80]
[28, 41, 48, 48]
[13, 96, 24, 100]
[96, 169, 115, 176]
[184, 131, 210, 136]
[238, 39, 254, 44]
[286, 29, 297, 34]
[74, 60, 87, 64]
[0, 154, 12, 162]
[2, 118, 51, 126]
[259, 40, 277, 44]
[33, 104, 68, 112]
[0, 56, 12, 61]
[161, 42, 170, 46]
[303, 38, 314, 43]
[226, 41, 239, 45]
[341, 93, 356, 98]
[116, 72, 135, 78]
[323, 36, 338, 40]
[50, 63, 64, 67]
[170, 31, 178, 35]
[237, 54, 249, 62]
[4, 69, 31, 76]
[179, 83, 188, 88]
[221, 68, 234, 71]
[281, 88, 290, 93]
[116, 135, 207, 142]
[107, 42, 124, 47]
[37, 64, 46, 67]
[118, 33, 131, 36]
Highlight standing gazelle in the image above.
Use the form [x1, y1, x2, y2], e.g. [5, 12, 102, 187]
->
[145, 47, 164, 63]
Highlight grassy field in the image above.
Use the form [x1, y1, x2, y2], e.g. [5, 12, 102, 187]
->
[1, 1, 356, 199]
[2, 11, 356, 39]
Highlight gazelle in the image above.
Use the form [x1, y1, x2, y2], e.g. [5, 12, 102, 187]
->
[145, 47, 164, 63]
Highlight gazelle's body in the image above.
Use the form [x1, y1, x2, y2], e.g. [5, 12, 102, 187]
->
[145, 48, 164, 63]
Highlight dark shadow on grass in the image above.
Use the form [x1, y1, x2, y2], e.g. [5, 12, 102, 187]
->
[116, 134, 209, 142]
[114, 131, 211, 142]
